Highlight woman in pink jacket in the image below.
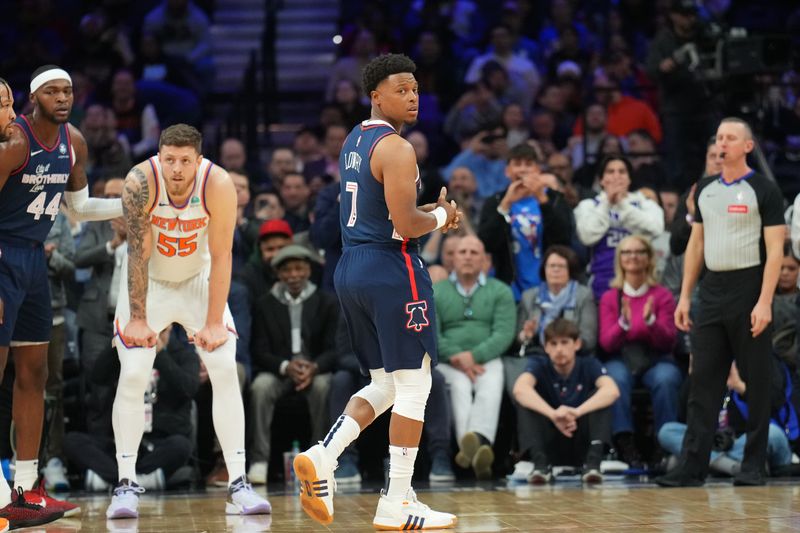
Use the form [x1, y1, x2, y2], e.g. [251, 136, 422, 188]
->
[599, 235, 681, 467]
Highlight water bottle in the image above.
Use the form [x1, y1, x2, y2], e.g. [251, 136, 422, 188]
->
[718, 394, 730, 429]
[284, 440, 301, 491]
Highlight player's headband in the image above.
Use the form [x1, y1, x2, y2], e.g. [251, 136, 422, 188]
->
[30, 69, 72, 94]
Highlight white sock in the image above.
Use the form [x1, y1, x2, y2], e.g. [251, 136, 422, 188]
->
[322, 415, 361, 462]
[14, 460, 38, 491]
[386, 446, 417, 502]
[225, 450, 247, 486]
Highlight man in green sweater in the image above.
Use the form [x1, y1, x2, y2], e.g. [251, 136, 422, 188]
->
[434, 235, 516, 479]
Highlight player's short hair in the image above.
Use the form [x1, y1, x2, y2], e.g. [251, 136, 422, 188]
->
[0, 77, 9, 93]
[507, 142, 540, 164]
[159, 124, 202, 153]
[719, 116, 753, 140]
[543, 318, 580, 343]
[362, 54, 416, 95]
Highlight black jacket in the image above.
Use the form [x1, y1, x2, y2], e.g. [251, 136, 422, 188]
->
[251, 288, 339, 376]
[478, 188, 573, 285]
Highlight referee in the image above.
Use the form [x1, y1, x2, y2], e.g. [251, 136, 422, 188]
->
[656, 117, 785, 487]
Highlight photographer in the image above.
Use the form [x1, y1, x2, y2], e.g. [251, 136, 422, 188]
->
[646, 0, 718, 191]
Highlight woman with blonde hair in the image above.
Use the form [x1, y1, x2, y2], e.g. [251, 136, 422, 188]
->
[598, 234, 680, 468]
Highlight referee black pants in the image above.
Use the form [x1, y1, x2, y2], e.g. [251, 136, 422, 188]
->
[681, 267, 772, 478]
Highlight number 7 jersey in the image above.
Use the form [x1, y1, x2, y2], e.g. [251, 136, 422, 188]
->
[0, 115, 74, 243]
[147, 155, 213, 282]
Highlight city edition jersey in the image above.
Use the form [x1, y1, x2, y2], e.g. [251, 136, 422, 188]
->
[147, 156, 214, 282]
[339, 120, 420, 248]
[0, 115, 74, 243]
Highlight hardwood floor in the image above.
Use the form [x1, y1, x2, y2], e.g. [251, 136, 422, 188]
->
[32, 479, 800, 532]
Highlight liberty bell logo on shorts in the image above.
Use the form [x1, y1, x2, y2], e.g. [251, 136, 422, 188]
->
[405, 300, 430, 332]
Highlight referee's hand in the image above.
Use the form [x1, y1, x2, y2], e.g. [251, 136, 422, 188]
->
[750, 301, 772, 338]
[674, 297, 692, 332]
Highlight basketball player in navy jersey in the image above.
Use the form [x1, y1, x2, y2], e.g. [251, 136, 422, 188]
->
[0, 66, 123, 526]
[294, 54, 460, 530]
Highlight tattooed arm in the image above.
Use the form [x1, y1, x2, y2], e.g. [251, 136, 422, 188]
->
[121, 163, 157, 348]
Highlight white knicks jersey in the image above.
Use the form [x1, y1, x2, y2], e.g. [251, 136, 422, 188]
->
[147, 156, 214, 282]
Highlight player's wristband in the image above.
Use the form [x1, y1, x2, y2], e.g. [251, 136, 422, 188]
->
[432, 206, 448, 230]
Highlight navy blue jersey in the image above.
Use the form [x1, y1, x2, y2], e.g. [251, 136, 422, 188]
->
[0, 116, 74, 244]
[339, 120, 420, 249]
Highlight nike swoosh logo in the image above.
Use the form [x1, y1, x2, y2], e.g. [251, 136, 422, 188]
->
[30, 149, 44, 157]
[34, 497, 47, 507]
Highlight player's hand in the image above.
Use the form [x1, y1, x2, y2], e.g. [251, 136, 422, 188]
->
[642, 296, 655, 323]
[195, 322, 230, 352]
[122, 319, 158, 348]
[674, 296, 692, 332]
[499, 180, 530, 212]
[520, 318, 538, 342]
[750, 300, 772, 338]
[620, 296, 632, 324]
[436, 187, 458, 232]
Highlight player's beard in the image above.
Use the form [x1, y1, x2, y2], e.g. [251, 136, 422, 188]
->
[35, 98, 70, 125]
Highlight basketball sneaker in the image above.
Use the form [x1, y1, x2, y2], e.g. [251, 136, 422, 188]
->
[0, 517, 7, 532]
[25, 480, 81, 517]
[293, 443, 336, 525]
[226, 475, 271, 515]
[0, 487, 63, 529]
[106, 479, 145, 519]
[372, 488, 457, 530]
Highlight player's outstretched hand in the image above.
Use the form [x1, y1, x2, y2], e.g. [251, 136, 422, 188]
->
[195, 322, 230, 352]
[123, 319, 158, 348]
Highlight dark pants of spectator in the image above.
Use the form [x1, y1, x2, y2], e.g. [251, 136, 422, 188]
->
[518, 406, 612, 467]
[44, 322, 65, 462]
[63, 432, 192, 484]
[681, 267, 772, 478]
[328, 366, 452, 463]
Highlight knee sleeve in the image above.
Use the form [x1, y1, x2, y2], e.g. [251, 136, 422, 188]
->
[391, 354, 432, 422]
[116, 346, 157, 403]
[353, 368, 396, 417]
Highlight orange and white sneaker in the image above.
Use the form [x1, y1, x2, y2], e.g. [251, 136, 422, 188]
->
[293, 443, 336, 525]
[373, 489, 456, 530]
[0, 517, 7, 532]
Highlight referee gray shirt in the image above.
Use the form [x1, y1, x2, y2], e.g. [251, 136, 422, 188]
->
[695, 171, 784, 272]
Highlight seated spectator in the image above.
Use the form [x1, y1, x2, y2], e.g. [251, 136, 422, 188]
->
[309, 179, 342, 294]
[529, 109, 559, 158]
[772, 243, 800, 366]
[328, 317, 455, 484]
[545, 152, 582, 207]
[512, 318, 619, 484]
[252, 188, 285, 223]
[267, 147, 299, 190]
[533, 83, 574, 149]
[445, 166, 481, 229]
[572, 134, 624, 193]
[598, 235, 680, 467]
[248, 246, 338, 484]
[443, 83, 503, 149]
[64, 325, 197, 491]
[434, 236, 516, 479]
[406, 130, 447, 206]
[478, 143, 572, 299]
[81, 103, 131, 183]
[279, 172, 312, 234]
[325, 28, 376, 101]
[230, 170, 258, 277]
[658, 359, 794, 477]
[220, 137, 267, 185]
[330, 78, 369, 129]
[574, 155, 664, 300]
[303, 125, 347, 184]
[293, 126, 324, 168]
[143, 0, 214, 85]
[502, 103, 529, 149]
[240, 219, 293, 297]
[627, 129, 668, 191]
[110, 69, 160, 159]
[567, 103, 608, 170]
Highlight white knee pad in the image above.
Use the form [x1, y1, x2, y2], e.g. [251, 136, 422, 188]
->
[391, 354, 432, 422]
[353, 368, 396, 417]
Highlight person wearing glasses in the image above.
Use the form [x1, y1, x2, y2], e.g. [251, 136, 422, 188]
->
[433, 235, 516, 479]
[598, 235, 680, 468]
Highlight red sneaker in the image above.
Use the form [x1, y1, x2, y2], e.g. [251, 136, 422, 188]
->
[25, 483, 81, 517]
[0, 488, 63, 529]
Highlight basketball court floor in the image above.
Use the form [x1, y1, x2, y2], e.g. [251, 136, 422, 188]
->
[26, 477, 800, 532]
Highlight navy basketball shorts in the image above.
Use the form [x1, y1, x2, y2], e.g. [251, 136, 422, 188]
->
[0, 239, 53, 345]
[335, 243, 438, 374]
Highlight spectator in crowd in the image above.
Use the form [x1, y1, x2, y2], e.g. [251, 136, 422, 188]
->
[326, 28, 377, 100]
[64, 325, 197, 491]
[80, 103, 131, 183]
[424, 233, 464, 284]
[251, 188, 285, 223]
[279, 172, 312, 234]
[143, 0, 214, 84]
[534, 83, 574, 149]
[434, 236, 516, 479]
[248, 246, 338, 484]
[230, 170, 258, 276]
[627, 129, 668, 191]
[772, 243, 800, 367]
[573, 69, 662, 145]
[309, 180, 342, 294]
[303, 125, 347, 183]
[109, 69, 160, 159]
[220, 137, 267, 185]
[443, 82, 503, 148]
[330, 79, 369, 129]
[502, 103, 529, 148]
[39, 212, 76, 491]
[659, 188, 680, 228]
[478, 143, 573, 299]
[406, 130, 446, 206]
[568, 103, 608, 170]
[240, 219, 293, 297]
[444, 166, 480, 229]
[293, 126, 324, 168]
[546, 152, 583, 207]
[573, 134, 624, 192]
[658, 359, 794, 477]
[598, 235, 680, 467]
[645, 0, 718, 190]
[529, 109, 559, 157]
[328, 317, 455, 484]
[575, 155, 664, 300]
[512, 318, 618, 484]
[412, 30, 460, 110]
[465, 24, 541, 111]
[267, 147, 299, 190]
[444, 125, 509, 199]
